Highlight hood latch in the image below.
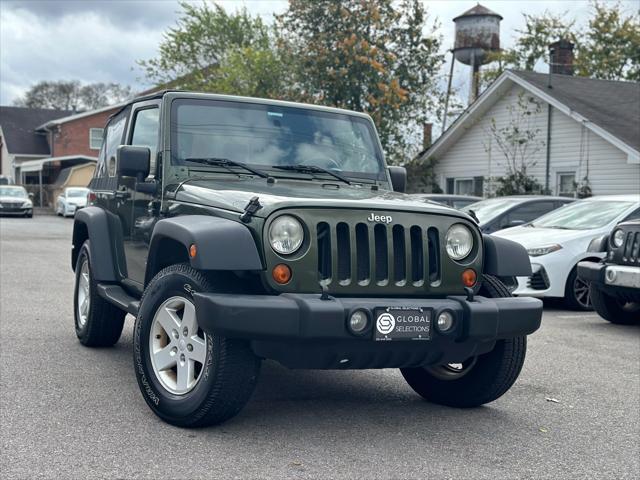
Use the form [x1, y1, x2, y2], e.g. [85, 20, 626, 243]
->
[240, 196, 262, 223]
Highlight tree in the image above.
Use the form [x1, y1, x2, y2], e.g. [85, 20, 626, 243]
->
[138, 1, 287, 98]
[277, 0, 445, 164]
[484, 92, 545, 196]
[13, 81, 132, 111]
[481, 1, 639, 86]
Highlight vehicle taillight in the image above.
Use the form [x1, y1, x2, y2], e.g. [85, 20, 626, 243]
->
[87, 191, 96, 205]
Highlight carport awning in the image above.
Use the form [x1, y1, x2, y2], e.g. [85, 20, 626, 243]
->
[19, 155, 97, 173]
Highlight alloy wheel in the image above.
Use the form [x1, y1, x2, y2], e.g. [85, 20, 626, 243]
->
[149, 296, 208, 395]
[77, 259, 90, 328]
[574, 276, 592, 309]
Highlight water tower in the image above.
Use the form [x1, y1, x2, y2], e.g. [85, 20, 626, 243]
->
[442, 4, 502, 130]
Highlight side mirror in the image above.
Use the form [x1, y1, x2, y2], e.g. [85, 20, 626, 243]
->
[28, 192, 34, 199]
[388, 166, 407, 193]
[117, 146, 150, 180]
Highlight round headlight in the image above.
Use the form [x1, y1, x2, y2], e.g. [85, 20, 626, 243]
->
[612, 229, 625, 248]
[269, 215, 304, 255]
[445, 224, 474, 261]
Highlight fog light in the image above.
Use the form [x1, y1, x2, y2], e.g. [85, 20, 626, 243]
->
[436, 311, 455, 333]
[348, 310, 369, 334]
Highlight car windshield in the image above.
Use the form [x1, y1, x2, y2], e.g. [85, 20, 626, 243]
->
[170, 98, 385, 181]
[532, 200, 634, 230]
[462, 198, 525, 224]
[67, 188, 88, 197]
[0, 186, 27, 198]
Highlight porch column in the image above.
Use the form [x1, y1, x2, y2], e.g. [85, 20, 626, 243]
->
[39, 168, 43, 207]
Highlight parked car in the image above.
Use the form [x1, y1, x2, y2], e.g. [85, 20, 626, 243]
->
[462, 196, 574, 233]
[411, 194, 482, 209]
[0, 175, 15, 185]
[578, 220, 640, 324]
[494, 195, 640, 310]
[70, 90, 542, 427]
[0, 185, 33, 217]
[56, 187, 90, 217]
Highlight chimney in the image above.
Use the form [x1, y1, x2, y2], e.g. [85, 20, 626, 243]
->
[549, 39, 574, 75]
[423, 123, 433, 150]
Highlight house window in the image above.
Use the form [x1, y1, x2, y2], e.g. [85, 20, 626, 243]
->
[557, 172, 576, 197]
[89, 128, 104, 150]
[454, 178, 474, 195]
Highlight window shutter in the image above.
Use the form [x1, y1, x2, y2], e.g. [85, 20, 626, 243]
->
[446, 178, 454, 194]
[473, 176, 484, 197]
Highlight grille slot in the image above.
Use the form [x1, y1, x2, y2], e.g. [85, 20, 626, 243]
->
[374, 224, 389, 284]
[622, 231, 640, 264]
[315, 222, 438, 289]
[527, 268, 550, 290]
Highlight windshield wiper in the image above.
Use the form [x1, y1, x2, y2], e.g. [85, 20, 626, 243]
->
[272, 164, 351, 185]
[184, 157, 271, 179]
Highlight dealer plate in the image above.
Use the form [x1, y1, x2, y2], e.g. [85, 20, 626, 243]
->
[374, 307, 431, 341]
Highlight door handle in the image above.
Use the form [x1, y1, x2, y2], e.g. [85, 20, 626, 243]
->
[114, 191, 130, 200]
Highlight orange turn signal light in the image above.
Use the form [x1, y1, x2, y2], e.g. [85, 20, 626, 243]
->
[189, 244, 197, 258]
[272, 264, 292, 284]
[462, 269, 477, 287]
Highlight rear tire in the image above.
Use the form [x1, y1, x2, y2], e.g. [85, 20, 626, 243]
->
[133, 264, 261, 427]
[74, 241, 126, 347]
[590, 286, 639, 325]
[400, 274, 527, 408]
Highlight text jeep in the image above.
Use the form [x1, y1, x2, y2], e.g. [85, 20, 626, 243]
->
[71, 91, 542, 427]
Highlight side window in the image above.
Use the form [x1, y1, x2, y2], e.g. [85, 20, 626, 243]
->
[623, 208, 640, 222]
[130, 107, 160, 174]
[502, 201, 556, 227]
[105, 113, 127, 177]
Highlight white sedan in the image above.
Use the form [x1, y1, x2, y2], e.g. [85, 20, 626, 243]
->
[494, 195, 640, 310]
[55, 187, 90, 217]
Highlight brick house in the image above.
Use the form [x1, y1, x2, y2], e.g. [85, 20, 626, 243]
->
[0, 103, 123, 206]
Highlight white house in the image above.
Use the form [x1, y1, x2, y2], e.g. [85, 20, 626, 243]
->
[419, 69, 640, 197]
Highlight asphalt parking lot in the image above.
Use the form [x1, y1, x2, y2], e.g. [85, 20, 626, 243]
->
[1, 215, 638, 479]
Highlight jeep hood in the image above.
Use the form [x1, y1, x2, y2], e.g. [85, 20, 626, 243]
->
[172, 177, 469, 219]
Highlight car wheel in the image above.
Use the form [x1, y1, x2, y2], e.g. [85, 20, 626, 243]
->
[564, 267, 593, 311]
[74, 241, 126, 346]
[400, 275, 527, 408]
[590, 286, 639, 324]
[133, 263, 261, 427]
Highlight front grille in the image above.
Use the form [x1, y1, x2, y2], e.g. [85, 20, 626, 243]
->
[621, 231, 640, 264]
[527, 268, 550, 290]
[317, 221, 440, 288]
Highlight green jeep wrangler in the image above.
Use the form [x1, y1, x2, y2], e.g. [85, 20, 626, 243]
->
[72, 91, 542, 427]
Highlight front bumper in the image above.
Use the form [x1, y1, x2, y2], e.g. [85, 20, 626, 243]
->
[0, 207, 31, 216]
[578, 261, 640, 291]
[193, 293, 542, 369]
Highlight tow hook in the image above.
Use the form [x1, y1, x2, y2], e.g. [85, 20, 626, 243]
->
[464, 286, 475, 302]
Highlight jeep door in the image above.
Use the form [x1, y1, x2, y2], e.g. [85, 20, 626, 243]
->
[120, 100, 162, 285]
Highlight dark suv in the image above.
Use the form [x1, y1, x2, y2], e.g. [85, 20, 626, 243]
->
[71, 91, 542, 427]
[578, 220, 640, 324]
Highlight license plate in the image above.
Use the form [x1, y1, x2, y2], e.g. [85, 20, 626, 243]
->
[374, 307, 431, 341]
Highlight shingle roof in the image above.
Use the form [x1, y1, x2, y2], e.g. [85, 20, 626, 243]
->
[0, 106, 73, 155]
[454, 4, 503, 21]
[511, 71, 640, 151]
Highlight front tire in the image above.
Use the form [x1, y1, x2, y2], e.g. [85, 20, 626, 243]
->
[74, 241, 126, 346]
[133, 264, 261, 427]
[590, 286, 639, 325]
[564, 267, 593, 311]
[400, 275, 527, 408]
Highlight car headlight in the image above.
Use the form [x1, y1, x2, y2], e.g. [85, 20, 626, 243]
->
[269, 215, 304, 255]
[612, 229, 625, 248]
[445, 224, 474, 260]
[526, 244, 562, 257]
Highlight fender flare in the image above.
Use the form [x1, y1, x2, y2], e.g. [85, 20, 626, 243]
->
[145, 215, 264, 285]
[72, 207, 118, 282]
[482, 234, 532, 277]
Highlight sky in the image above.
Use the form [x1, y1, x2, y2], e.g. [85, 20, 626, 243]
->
[1, 0, 638, 106]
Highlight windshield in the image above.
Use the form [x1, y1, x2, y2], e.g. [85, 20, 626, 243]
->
[66, 188, 89, 197]
[170, 99, 385, 181]
[463, 198, 524, 224]
[0, 186, 27, 198]
[532, 200, 634, 230]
